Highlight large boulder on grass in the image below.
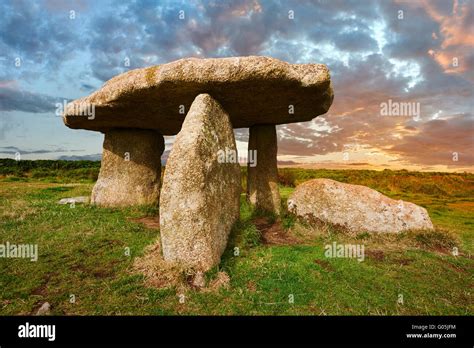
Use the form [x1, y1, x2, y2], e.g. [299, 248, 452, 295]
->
[159, 93, 241, 271]
[62, 56, 333, 135]
[287, 179, 434, 233]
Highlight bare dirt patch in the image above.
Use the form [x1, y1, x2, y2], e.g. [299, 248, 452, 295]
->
[29, 273, 56, 315]
[253, 217, 300, 245]
[366, 249, 385, 261]
[201, 272, 231, 293]
[131, 216, 160, 229]
[394, 257, 414, 266]
[444, 261, 468, 274]
[246, 280, 257, 292]
[314, 259, 334, 272]
[91, 268, 114, 279]
[30, 273, 54, 297]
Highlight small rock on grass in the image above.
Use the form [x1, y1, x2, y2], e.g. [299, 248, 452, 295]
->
[58, 196, 89, 205]
[35, 302, 51, 316]
[191, 271, 206, 288]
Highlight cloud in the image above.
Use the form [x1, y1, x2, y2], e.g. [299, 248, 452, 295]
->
[0, 0, 472, 171]
[0, 86, 60, 113]
[277, 159, 300, 166]
[0, 0, 87, 81]
[80, 83, 96, 91]
[82, 0, 384, 80]
[386, 114, 474, 167]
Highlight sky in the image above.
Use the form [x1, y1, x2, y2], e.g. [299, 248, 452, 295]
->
[0, 0, 473, 172]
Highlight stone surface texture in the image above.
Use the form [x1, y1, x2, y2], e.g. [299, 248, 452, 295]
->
[91, 129, 164, 207]
[288, 179, 434, 233]
[247, 124, 281, 214]
[159, 93, 241, 271]
[63, 56, 333, 134]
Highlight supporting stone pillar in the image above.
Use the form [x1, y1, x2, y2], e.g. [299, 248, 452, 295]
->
[91, 128, 164, 207]
[160, 94, 241, 271]
[247, 124, 281, 215]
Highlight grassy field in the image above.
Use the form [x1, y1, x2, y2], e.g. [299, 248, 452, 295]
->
[0, 160, 473, 315]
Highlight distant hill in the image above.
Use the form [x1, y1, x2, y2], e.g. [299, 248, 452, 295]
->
[57, 154, 102, 161]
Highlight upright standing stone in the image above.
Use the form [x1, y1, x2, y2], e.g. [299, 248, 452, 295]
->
[91, 129, 164, 207]
[160, 94, 241, 271]
[247, 124, 281, 215]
